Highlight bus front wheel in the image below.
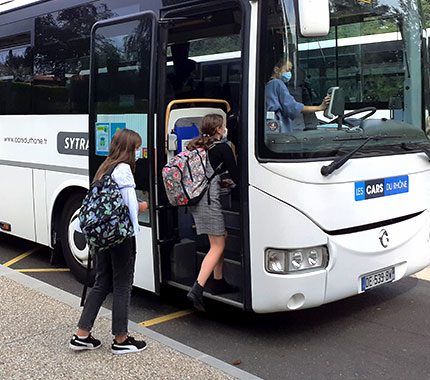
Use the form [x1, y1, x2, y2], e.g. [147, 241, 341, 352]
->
[60, 195, 95, 285]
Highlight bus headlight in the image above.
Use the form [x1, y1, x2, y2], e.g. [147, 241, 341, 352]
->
[265, 246, 328, 274]
[265, 249, 286, 273]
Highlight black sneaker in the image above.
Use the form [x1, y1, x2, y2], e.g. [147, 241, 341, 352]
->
[69, 334, 101, 351]
[111, 336, 147, 355]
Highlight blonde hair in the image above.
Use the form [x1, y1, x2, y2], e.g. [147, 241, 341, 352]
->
[94, 129, 142, 182]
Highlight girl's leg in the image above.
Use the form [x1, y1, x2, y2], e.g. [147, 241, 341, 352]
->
[196, 234, 225, 286]
[77, 252, 113, 335]
[110, 237, 136, 342]
[213, 253, 224, 280]
[213, 231, 227, 280]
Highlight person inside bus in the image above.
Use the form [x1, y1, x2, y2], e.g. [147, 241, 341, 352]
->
[266, 58, 330, 133]
[69, 129, 148, 355]
[186, 114, 239, 312]
[170, 58, 198, 99]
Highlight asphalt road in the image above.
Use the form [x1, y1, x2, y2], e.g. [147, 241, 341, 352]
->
[2, 233, 430, 380]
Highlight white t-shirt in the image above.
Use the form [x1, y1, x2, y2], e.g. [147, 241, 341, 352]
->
[111, 163, 139, 236]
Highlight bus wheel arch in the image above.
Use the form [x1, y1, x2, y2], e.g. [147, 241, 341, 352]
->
[52, 187, 93, 284]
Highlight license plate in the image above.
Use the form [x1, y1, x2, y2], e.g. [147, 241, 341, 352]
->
[361, 267, 395, 291]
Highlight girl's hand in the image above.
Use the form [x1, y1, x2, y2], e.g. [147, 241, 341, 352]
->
[138, 201, 148, 213]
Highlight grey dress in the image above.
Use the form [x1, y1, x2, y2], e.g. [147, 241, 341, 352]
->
[188, 159, 225, 236]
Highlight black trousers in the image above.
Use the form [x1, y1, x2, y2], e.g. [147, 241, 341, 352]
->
[77, 237, 136, 336]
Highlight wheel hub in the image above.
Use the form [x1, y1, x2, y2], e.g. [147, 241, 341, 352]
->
[67, 210, 89, 267]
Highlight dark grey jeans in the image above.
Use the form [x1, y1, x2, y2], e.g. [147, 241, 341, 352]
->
[78, 237, 136, 336]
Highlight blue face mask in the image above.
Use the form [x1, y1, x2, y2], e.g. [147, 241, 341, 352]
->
[281, 71, 292, 83]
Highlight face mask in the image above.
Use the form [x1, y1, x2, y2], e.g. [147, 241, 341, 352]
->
[222, 128, 228, 139]
[281, 71, 292, 83]
[135, 149, 142, 161]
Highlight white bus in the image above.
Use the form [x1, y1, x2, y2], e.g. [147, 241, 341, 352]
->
[1, 0, 430, 313]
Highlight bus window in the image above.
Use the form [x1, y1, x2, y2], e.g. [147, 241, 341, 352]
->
[299, 18, 404, 110]
[0, 33, 31, 115]
[259, 0, 428, 160]
[168, 31, 242, 111]
[91, 17, 154, 226]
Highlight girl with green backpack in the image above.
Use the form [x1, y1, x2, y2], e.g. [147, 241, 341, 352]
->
[69, 129, 148, 355]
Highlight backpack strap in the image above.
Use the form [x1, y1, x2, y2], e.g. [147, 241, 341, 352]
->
[105, 163, 119, 177]
[207, 140, 222, 151]
[80, 247, 94, 307]
[206, 140, 225, 177]
[205, 162, 224, 206]
[92, 163, 118, 188]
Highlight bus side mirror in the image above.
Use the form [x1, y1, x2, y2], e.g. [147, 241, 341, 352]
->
[298, 0, 330, 37]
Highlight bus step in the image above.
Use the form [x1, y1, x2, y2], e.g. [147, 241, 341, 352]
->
[223, 210, 240, 230]
[167, 280, 243, 307]
[196, 250, 242, 290]
[197, 249, 241, 263]
[225, 233, 241, 252]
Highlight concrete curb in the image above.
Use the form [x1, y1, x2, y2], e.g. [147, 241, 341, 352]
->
[0, 264, 262, 380]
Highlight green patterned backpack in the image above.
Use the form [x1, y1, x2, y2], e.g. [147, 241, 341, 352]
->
[78, 165, 134, 251]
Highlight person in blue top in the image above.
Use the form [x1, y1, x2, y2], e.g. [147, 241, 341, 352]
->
[266, 58, 330, 133]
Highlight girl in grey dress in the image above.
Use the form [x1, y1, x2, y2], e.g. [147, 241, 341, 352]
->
[186, 114, 239, 312]
[188, 157, 224, 236]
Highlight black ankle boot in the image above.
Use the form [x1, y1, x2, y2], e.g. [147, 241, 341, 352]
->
[187, 281, 205, 312]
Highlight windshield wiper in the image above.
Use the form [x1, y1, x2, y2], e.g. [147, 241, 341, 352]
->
[400, 142, 430, 160]
[320, 135, 403, 176]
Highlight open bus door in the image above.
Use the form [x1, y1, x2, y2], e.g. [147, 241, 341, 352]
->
[155, 1, 246, 309]
[88, 12, 160, 293]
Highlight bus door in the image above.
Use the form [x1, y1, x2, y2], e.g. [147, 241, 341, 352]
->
[89, 12, 159, 293]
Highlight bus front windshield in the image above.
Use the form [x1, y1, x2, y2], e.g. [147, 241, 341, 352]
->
[259, 0, 430, 160]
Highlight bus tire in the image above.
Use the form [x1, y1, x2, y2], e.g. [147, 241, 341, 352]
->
[60, 194, 95, 285]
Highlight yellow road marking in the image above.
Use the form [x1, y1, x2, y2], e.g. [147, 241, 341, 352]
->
[3, 247, 41, 267]
[139, 309, 194, 327]
[16, 268, 70, 273]
[412, 267, 430, 281]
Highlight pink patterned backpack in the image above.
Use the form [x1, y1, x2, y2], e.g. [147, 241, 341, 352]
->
[162, 148, 216, 206]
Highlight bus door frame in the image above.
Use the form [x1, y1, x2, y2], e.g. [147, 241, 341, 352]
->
[156, 0, 252, 310]
[89, 11, 161, 294]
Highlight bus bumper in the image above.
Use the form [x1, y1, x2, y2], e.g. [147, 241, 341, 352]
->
[324, 210, 430, 304]
[249, 187, 430, 313]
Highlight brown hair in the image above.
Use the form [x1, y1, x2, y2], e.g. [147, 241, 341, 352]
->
[93, 128, 142, 182]
[186, 114, 224, 150]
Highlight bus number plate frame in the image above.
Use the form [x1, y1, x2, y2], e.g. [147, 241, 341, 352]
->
[360, 267, 395, 292]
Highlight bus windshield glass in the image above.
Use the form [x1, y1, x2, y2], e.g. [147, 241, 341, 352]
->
[259, 0, 430, 160]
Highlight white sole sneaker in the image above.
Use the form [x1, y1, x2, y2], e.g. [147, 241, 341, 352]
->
[69, 334, 101, 351]
[111, 344, 147, 355]
[69, 342, 101, 351]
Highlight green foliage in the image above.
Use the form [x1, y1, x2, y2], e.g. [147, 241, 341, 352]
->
[421, 0, 430, 27]
[189, 35, 240, 56]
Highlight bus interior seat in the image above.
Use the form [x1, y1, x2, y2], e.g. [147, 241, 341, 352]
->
[166, 107, 227, 153]
[174, 119, 200, 153]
